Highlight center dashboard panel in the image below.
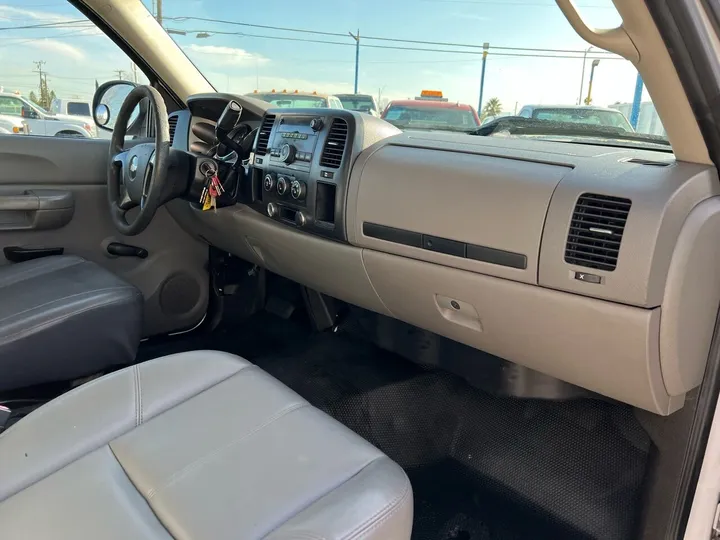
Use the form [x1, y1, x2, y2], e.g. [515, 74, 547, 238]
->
[248, 109, 359, 241]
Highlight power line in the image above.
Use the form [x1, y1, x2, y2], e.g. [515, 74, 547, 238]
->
[164, 16, 349, 39]
[0, 19, 88, 31]
[183, 29, 623, 60]
[165, 15, 618, 56]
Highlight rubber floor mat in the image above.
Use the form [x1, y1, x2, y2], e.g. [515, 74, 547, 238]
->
[250, 332, 651, 540]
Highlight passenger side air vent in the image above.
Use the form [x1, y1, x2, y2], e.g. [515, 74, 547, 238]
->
[320, 118, 349, 169]
[168, 115, 178, 145]
[256, 114, 276, 155]
[564, 193, 632, 272]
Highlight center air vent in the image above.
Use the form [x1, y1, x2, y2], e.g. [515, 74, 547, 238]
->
[168, 115, 178, 145]
[320, 118, 348, 169]
[256, 114, 276, 155]
[564, 193, 632, 272]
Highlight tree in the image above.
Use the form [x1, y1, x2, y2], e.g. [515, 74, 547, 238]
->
[29, 91, 39, 105]
[481, 97, 503, 120]
[34, 76, 57, 110]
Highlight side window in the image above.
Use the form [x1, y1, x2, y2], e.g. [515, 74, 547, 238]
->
[0, 96, 23, 117]
[1, 3, 149, 139]
[518, 108, 531, 119]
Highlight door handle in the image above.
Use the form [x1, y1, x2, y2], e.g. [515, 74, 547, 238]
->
[0, 189, 74, 231]
[0, 193, 38, 211]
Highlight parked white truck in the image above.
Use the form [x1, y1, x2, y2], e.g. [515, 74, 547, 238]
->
[0, 114, 29, 135]
[0, 93, 96, 138]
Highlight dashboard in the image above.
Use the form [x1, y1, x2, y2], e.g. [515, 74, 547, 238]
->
[167, 92, 720, 416]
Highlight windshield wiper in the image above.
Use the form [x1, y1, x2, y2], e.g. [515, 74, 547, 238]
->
[470, 117, 670, 147]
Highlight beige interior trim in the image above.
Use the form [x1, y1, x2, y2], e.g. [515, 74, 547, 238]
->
[660, 197, 720, 395]
[556, 0, 639, 61]
[84, 0, 214, 101]
[556, 0, 711, 164]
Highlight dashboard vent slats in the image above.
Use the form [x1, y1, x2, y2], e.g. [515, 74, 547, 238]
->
[320, 118, 349, 169]
[256, 114, 276, 155]
[168, 115, 178, 145]
[564, 193, 632, 272]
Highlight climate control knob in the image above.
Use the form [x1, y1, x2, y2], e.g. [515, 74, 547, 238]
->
[263, 174, 275, 192]
[279, 143, 296, 164]
[290, 180, 306, 200]
[276, 176, 289, 196]
[295, 212, 308, 227]
[266, 202, 277, 218]
[310, 117, 324, 131]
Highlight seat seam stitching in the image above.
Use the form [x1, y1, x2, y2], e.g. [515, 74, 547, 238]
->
[0, 293, 139, 344]
[261, 455, 387, 540]
[0, 286, 138, 325]
[0, 259, 84, 287]
[106, 444, 177, 539]
[343, 480, 410, 540]
[148, 399, 309, 499]
[0, 359, 250, 500]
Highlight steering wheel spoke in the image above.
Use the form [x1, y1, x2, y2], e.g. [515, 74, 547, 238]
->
[112, 150, 129, 167]
[118, 186, 136, 211]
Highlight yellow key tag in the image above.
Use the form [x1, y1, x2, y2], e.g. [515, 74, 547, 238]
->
[202, 194, 212, 211]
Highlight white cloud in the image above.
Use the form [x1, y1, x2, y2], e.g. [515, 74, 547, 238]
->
[26, 39, 85, 60]
[183, 44, 269, 67]
[0, 5, 77, 23]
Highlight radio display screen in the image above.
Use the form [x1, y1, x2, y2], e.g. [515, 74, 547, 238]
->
[272, 115, 318, 154]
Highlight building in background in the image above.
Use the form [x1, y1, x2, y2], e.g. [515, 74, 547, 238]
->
[610, 101, 666, 137]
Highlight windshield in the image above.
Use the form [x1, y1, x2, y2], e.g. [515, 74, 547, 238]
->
[530, 108, 633, 132]
[151, 1, 666, 148]
[383, 104, 478, 131]
[253, 94, 327, 108]
[338, 96, 376, 112]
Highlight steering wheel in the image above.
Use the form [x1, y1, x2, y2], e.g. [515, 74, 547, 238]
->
[107, 85, 170, 236]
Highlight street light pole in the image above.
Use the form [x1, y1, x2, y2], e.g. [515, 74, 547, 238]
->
[349, 30, 360, 94]
[584, 59, 600, 105]
[578, 46, 592, 105]
[478, 42, 489, 113]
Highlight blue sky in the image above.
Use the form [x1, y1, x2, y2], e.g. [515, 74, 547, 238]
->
[0, 0, 649, 113]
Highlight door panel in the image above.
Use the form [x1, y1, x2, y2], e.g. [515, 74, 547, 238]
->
[0, 135, 208, 337]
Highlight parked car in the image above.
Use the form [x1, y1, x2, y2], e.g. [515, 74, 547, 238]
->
[0, 93, 96, 137]
[481, 112, 515, 125]
[50, 97, 93, 119]
[517, 104, 634, 132]
[381, 90, 481, 132]
[247, 90, 344, 109]
[0, 114, 29, 135]
[335, 94, 380, 116]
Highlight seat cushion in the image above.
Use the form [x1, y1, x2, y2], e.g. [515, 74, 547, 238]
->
[0, 351, 413, 540]
[0, 255, 143, 391]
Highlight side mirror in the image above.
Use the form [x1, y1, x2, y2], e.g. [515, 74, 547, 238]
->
[21, 106, 38, 119]
[92, 80, 140, 132]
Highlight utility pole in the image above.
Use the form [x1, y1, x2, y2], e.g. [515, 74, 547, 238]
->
[578, 46, 592, 105]
[156, 0, 163, 26]
[131, 63, 138, 83]
[584, 59, 600, 105]
[33, 60, 46, 93]
[114, 69, 126, 80]
[349, 29, 360, 94]
[478, 42, 489, 114]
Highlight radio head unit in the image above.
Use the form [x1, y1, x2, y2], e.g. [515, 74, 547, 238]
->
[248, 108, 399, 242]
